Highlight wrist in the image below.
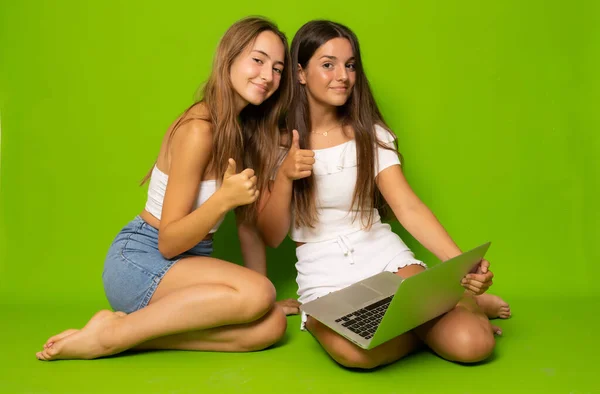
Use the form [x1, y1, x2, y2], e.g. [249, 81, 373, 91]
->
[213, 189, 235, 212]
[275, 171, 294, 186]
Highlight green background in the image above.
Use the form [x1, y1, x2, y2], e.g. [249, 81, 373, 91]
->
[0, 0, 597, 393]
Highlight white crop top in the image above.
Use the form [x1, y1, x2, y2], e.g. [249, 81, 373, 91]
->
[290, 125, 401, 243]
[144, 166, 224, 233]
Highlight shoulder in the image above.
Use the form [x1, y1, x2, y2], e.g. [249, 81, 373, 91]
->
[170, 109, 213, 150]
[374, 124, 397, 144]
[187, 101, 211, 120]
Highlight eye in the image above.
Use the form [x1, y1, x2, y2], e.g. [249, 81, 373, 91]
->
[322, 62, 334, 69]
[253, 58, 264, 65]
[346, 63, 356, 71]
[273, 67, 283, 75]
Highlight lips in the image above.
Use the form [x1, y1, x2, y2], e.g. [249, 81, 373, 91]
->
[252, 82, 268, 92]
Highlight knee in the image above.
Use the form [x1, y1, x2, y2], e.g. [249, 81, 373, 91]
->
[238, 275, 277, 322]
[239, 305, 287, 351]
[305, 317, 381, 369]
[332, 348, 380, 370]
[448, 324, 495, 363]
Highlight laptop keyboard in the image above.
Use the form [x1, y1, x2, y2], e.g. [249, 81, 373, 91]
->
[334, 295, 394, 340]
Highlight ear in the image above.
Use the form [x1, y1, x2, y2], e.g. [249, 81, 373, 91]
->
[297, 64, 307, 85]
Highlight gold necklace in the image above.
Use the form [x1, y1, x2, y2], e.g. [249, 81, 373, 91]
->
[311, 123, 342, 137]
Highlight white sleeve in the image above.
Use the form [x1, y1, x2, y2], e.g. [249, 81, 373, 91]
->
[375, 125, 401, 175]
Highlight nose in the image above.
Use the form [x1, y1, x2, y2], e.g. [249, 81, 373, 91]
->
[336, 66, 348, 82]
[260, 65, 274, 83]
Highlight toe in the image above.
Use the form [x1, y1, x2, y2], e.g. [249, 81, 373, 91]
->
[44, 345, 61, 360]
[45, 329, 78, 348]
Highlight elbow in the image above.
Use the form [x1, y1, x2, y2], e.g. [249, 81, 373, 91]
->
[158, 236, 177, 260]
[256, 216, 289, 249]
[266, 230, 289, 249]
[264, 236, 283, 249]
[392, 200, 423, 223]
[257, 226, 285, 249]
[158, 245, 176, 260]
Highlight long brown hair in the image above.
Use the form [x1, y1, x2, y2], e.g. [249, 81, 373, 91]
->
[288, 20, 399, 229]
[142, 16, 292, 223]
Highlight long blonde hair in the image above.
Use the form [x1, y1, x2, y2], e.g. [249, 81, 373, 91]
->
[142, 16, 292, 223]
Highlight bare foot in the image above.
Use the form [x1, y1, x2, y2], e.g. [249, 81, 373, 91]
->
[36, 310, 126, 361]
[43, 311, 127, 349]
[491, 324, 502, 336]
[276, 299, 301, 316]
[476, 294, 511, 319]
[44, 329, 78, 349]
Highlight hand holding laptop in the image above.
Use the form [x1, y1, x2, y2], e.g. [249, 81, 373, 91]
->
[462, 258, 494, 294]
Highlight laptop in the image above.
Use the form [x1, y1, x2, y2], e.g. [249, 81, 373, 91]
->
[300, 242, 490, 349]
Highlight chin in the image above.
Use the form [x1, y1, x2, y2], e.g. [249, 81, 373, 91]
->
[326, 98, 349, 107]
[250, 98, 267, 106]
[324, 93, 351, 107]
[240, 96, 261, 106]
[244, 92, 269, 106]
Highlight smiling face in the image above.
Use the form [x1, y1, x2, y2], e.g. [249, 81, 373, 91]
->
[298, 37, 356, 109]
[229, 30, 285, 108]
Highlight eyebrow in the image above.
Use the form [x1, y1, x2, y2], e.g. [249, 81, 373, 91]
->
[252, 50, 284, 67]
[319, 55, 356, 62]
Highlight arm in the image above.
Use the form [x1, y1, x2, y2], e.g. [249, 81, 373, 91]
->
[376, 165, 493, 294]
[236, 212, 267, 275]
[256, 175, 294, 248]
[376, 165, 462, 261]
[256, 130, 314, 248]
[158, 120, 258, 259]
[239, 211, 302, 315]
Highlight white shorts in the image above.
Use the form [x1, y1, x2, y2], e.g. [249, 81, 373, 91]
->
[295, 222, 426, 330]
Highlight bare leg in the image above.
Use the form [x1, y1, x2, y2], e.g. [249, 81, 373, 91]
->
[395, 265, 497, 363]
[302, 263, 503, 369]
[414, 295, 497, 362]
[302, 265, 423, 370]
[136, 304, 286, 352]
[37, 257, 286, 360]
[306, 316, 422, 369]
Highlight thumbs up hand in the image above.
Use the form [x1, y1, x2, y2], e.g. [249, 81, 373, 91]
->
[281, 130, 315, 180]
[220, 158, 259, 209]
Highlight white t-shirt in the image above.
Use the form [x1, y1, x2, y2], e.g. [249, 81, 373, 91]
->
[290, 125, 401, 242]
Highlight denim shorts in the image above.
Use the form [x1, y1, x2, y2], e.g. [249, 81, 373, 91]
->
[102, 216, 213, 313]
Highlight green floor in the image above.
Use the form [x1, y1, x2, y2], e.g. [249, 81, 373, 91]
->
[2, 296, 596, 394]
[2, 1, 598, 393]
